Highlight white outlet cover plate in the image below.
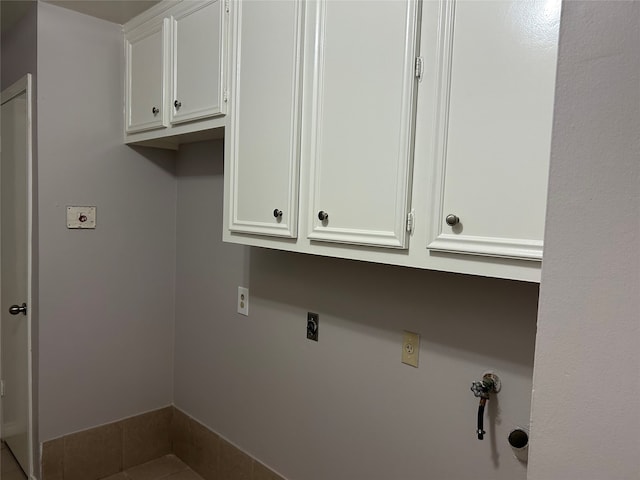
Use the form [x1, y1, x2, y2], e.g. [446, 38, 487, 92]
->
[238, 286, 249, 316]
[67, 206, 96, 229]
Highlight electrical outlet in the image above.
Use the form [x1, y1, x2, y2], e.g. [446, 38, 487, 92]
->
[307, 312, 319, 341]
[237, 287, 249, 316]
[402, 331, 420, 367]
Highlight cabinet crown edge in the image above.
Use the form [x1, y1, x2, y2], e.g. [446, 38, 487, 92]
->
[124, 0, 184, 33]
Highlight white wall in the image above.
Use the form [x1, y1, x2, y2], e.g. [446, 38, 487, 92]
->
[174, 140, 540, 480]
[529, 2, 640, 480]
[36, 2, 177, 441]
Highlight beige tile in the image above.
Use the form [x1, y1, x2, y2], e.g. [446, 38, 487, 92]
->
[187, 418, 219, 480]
[171, 409, 219, 480]
[124, 454, 188, 480]
[251, 461, 284, 480]
[164, 468, 206, 480]
[123, 406, 173, 468]
[218, 439, 251, 480]
[64, 422, 123, 480]
[42, 437, 64, 480]
[171, 408, 192, 466]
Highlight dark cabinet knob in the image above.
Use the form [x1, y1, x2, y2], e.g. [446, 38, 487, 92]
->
[152, 106, 159, 115]
[9, 303, 27, 315]
[174, 100, 182, 109]
[273, 209, 283, 218]
[318, 211, 328, 221]
[445, 214, 460, 226]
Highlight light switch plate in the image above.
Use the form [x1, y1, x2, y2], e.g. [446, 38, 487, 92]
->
[402, 331, 420, 368]
[67, 206, 96, 229]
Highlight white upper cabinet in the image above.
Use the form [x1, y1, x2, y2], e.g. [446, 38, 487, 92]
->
[427, 0, 559, 261]
[306, 0, 420, 249]
[124, 0, 229, 148]
[171, 0, 227, 125]
[223, 0, 560, 282]
[226, 0, 304, 238]
[125, 18, 169, 133]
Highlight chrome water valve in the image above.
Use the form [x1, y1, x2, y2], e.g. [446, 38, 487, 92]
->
[470, 372, 501, 440]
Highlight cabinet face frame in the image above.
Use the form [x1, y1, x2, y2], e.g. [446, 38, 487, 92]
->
[226, 0, 305, 238]
[426, 0, 552, 261]
[125, 18, 170, 133]
[170, 0, 227, 125]
[306, 0, 421, 249]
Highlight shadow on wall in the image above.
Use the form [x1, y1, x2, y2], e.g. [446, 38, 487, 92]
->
[249, 248, 538, 368]
[130, 145, 178, 175]
[174, 137, 539, 369]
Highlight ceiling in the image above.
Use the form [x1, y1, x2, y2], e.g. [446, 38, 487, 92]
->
[1, 0, 161, 33]
[45, 0, 160, 24]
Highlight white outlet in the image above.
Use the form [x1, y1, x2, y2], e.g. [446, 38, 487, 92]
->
[237, 287, 249, 316]
[402, 331, 420, 368]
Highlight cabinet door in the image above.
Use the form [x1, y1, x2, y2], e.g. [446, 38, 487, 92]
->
[427, 0, 559, 260]
[306, 0, 420, 249]
[171, 0, 226, 125]
[125, 19, 169, 133]
[227, 0, 304, 238]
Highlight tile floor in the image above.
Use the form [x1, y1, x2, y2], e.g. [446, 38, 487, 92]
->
[100, 454, 204, 480]
[1, 441, 27, 480]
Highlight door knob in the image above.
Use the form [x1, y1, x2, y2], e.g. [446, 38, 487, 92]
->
[273, 209, 283, 218]
[152, 106, 159, 115]
[318, 211, 328, 221]
[174, 100, 182, 109]
[9, 303, 27, 315]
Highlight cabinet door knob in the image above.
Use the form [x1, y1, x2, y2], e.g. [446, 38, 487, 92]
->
[273, 209, 283, 218]
[9, 303, 27, 315]
[174, 100, 182, 109]
[152, 106, 159, 115]
[445, 214, 460, 226]
[318, 211, 328, 221]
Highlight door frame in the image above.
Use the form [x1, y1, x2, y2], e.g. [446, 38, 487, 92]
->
[1, 73, 34, 479]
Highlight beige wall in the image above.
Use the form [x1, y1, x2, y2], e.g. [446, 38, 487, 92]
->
[529, 3, 640, 479]
[174, 140, 540, 480]
[36, 2, 176, 442]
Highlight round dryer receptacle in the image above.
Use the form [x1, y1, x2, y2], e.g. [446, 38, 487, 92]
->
[508, 428, 529, 449]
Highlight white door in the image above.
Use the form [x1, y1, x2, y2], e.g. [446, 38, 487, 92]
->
[1, 75, 33, 476]
[171, 0, 227, 125]
[227, 0, 304, 238]
[125, 18, 169, 133]
[306, 0, 420, 249]
[427, 0, 559, 260]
